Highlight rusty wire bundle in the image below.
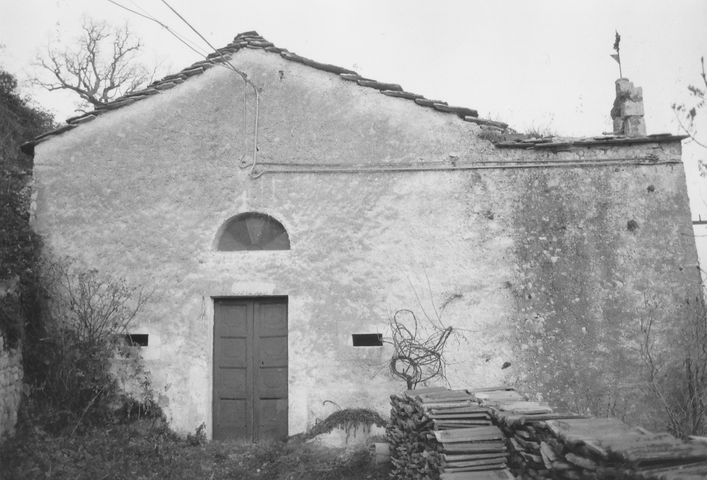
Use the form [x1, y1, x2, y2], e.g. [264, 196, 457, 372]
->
[388, 308, 453, 390]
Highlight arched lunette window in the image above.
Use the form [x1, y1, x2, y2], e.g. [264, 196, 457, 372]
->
[217, 212, 290, 251]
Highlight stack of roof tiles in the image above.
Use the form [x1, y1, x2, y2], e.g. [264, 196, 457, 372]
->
[478, 388, 585, 479]
[387, 390, 440, 479]
[485, 391, 707, 479]
[388, 386, 707, 479]
[388, 387, 515, 479]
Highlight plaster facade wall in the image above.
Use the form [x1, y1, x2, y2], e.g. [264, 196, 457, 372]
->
[0, 332, 22, 440]
[32, 49, 701, 436]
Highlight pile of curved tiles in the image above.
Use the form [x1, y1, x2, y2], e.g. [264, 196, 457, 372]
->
[389, 386, 514, 479]
[389, 386, 707, 479]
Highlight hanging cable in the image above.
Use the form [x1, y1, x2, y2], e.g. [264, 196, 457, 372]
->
[159, 0, 260, 174]
[106, 0, 209, 58]
[160, 0, 218, 52]
[107, 0, 261, 172]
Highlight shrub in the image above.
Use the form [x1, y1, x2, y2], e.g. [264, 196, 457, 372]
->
[0, 419, 391, 480]
[21, 261, 152, 433]
[307, 408, 387, 439]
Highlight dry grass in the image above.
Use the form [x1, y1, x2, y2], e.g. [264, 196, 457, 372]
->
[0, 418, 391, 480]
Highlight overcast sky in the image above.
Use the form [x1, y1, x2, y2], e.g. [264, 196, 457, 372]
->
[1, 0, 707, 212]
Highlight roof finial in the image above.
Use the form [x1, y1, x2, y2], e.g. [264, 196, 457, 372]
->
[610, 30, 623, 79]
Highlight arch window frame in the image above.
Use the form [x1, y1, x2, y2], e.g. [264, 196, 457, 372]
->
[215, 212, 291, 252]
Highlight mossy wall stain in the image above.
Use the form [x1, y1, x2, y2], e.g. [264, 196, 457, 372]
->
[509, 158, 701, 428]
[31, 48, 701, 435]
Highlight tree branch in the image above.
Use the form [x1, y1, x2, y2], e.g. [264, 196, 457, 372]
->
[32, 17, 151, 111]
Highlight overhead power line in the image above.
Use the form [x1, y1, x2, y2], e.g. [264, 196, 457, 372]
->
[106, 0, 208, 58]
[106, 0, 261, 173]
[160, 0, 218, 53]
[157, 0, 260, 174]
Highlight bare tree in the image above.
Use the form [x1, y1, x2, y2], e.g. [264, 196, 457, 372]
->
[639, 294, 707, 438]
[34, 17, 154, 111]
[673, 56, 706, 150]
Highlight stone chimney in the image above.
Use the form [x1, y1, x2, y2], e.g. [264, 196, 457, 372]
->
[610, 78, 646, 137]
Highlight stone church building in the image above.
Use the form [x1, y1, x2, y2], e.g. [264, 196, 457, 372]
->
[24, 32, 701, 440]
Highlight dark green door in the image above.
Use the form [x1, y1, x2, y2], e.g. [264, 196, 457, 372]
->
[213, 297, 288, 441]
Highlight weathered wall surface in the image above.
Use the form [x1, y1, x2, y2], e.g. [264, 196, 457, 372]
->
[502, 144, 700, 427]
[0, 332, 22, 440]
[31, 48, 701, 436]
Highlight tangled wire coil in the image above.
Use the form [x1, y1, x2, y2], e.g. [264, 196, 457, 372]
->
[388, 309, 453, 390]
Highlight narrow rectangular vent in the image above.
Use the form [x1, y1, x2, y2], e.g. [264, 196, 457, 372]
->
[125, 334, 149, 347]
[352, 333, 383, 347]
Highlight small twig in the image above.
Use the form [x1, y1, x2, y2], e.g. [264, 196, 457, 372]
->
[672, 110, 707, 148]
[71, 386, 105, 436]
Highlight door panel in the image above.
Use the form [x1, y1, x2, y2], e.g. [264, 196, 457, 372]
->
[220, 338, 248, 367]
[258, 367, 288, 396]
[258, 398, 288, 439]
[258, 337, 288, 366]
[219, 368, 247, 392]
[259, 304, 288, 335]
[213, 297, 287, 441]
[218, 399, 248, 440]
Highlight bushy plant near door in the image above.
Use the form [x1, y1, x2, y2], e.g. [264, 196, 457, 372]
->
[20, 259, 157, 434]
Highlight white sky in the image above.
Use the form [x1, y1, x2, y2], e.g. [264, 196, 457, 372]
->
[1, 0, 707, 212]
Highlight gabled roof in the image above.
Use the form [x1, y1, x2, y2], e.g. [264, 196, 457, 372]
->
[21, 31, 509, 154]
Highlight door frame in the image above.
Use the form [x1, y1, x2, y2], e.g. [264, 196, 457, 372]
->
[211, 295, 288, 441]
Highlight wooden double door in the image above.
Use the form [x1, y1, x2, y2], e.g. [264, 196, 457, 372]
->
[213, 297, 288, 441]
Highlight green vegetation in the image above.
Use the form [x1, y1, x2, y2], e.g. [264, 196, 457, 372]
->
[0, 417, 390, 480]
[21, 261, 154, 434]
[306, 408, 387, 439]
[0, 68, 53, 346]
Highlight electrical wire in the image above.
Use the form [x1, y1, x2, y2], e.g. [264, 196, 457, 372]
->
[158, 0, 260, 173]
[160, 0, 218, 54]
[106, 0, 261, 172]
[106, 0, 209, 59]
[244, 156, 681, 178]
[159, 0, 248, 83]
[388, 309, 453, 389]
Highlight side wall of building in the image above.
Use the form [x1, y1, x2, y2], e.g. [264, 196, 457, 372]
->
[31, 49, 701, 435]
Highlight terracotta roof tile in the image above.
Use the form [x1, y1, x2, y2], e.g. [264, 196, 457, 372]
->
[181, 66, 205, 77]
[414, 98, 447, 107]
[463, 116, 508, 129]
[280, 51, 356, 75]
[339, 73, 371, 82]
[22, 30, 494, 153]
[495, 133, 686, 149]
[356, 79, 402, 91]
[32, 124, 76, 142]
[154, 82, 177, 91]
[380, 90, 424, 100]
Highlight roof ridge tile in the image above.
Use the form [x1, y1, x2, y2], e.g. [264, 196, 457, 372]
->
[380, 90, 424, 100]
[356, 79, 403, 91]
